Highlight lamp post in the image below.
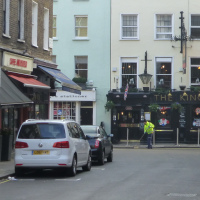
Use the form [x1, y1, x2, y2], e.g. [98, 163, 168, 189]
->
[139, 51, 152, 84]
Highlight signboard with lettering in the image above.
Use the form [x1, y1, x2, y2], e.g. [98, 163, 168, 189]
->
[3, 52, 33, 73]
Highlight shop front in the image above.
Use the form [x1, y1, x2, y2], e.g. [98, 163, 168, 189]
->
[49, 90, 96, 125]
[107, 90, 200, 144]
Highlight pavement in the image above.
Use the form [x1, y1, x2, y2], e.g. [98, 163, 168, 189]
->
[0, 142, 200, 179]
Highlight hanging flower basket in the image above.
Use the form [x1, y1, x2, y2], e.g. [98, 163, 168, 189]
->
[171, 102, 183, 113]
[149, 104, 159, 112]
[105, 101, 115, 111]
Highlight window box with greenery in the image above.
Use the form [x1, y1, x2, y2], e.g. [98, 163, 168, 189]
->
[72, 77, 87, 83]
[105, 101, 115, 111]
[149, 104, 159, 112]
[171, 102, 183, 113]
[0, 128, 13, 161]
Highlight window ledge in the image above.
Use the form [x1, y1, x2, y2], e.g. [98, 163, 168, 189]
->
[32, 44, 38, 48]
[2, 34, 11, 39]
[53, 37, 58, 41]
[73, 38, 89, 41]
[120, 38, 139, 41]
[43, 48, 49, 51]
[17, 39, 25, 43]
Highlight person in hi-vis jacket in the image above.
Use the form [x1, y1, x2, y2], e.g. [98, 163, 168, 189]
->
[144, 119, 155, 149]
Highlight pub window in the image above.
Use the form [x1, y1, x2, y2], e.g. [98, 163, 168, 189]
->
[156, 57, 172, 89]
[190, 58, 200, 85]
[121, 57, 138, 89]
[157, 106, 171, 129]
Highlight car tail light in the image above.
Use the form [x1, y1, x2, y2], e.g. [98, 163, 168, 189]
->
[15, 141, 29, 148]
[53, 141, 69, 148]
[94, 140, 99, 148]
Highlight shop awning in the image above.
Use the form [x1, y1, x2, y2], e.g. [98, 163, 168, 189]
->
[0, 70, 33, 107]
[38, 66, 81, 95]
[7, 72, 50, 89]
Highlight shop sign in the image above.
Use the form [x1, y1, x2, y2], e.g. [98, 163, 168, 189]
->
[3, 52, 33, 73]
[50, 90, 96, 101]
[125, 106, 132, 110]
[154, 94, 200, 102]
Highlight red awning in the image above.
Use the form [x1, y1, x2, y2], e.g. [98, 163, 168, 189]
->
[7, 73, 50, 89]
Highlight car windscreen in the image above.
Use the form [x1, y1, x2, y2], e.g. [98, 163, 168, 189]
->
[18, 123, 65, 139]
[81, 126, 98, 136]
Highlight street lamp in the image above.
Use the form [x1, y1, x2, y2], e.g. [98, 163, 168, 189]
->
[139, 51, 152, 84]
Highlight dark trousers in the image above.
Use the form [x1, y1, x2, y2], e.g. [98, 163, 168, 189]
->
[147, 134, 153, 149]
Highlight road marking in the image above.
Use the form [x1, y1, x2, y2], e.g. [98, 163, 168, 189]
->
[167, 193, 197, 197]
[92, 168, 105, 170]
[55, 178, 81, 181]
[0, 180, 10, 184]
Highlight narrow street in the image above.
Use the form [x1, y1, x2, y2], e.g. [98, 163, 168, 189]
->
[0, 148, 200, 200]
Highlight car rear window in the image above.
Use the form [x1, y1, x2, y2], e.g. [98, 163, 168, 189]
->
[18, 123, 65, 139]
[81, 126, 98, 136]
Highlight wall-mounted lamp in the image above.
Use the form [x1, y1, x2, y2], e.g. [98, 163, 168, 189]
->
[168, 91, 172, 97]
[183, 91, 188, 96]
[139, 51, 152, 84]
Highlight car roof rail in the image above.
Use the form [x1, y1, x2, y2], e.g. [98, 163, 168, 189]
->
[25, 119, 37, 122]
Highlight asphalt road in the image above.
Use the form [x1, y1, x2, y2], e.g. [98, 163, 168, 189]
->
[0, 148, 200, 200]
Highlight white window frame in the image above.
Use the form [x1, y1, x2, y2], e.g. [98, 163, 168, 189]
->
[190, 14, 200, 40]
[18, 0, 25, 41]
[155, 57, 173, 89]
[75, 56, 88, 79]
[32, 1, 38, 47]
[120, 57, 138, 88]
[74, 15, 88, 39]
[190, 57, 200, 85]
[121, 14, 139, 40]
[53, 15, 57, 39]
[43, 7, 49, 50]
[155, 14, 174, 40]
[3, 0, 10, 37]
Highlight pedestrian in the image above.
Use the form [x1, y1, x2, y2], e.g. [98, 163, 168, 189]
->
[144, 119, 155, 149]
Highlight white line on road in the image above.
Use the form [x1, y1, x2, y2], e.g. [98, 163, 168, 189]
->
[92, 168, 105, 170]
[55, 178, 81, 181]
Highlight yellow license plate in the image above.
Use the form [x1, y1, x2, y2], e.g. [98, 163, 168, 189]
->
[33, 150, 50, 155]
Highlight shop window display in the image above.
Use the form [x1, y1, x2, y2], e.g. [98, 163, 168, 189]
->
[54, 102, 76, 120]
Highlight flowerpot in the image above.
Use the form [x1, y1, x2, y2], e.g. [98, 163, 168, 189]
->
[179, 86, 186, 91]
[143, 87, 149, 92]
[1, 135, 13, 161]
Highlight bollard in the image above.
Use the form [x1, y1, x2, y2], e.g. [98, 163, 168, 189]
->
[126, 128, 129, 146]
[177, 128, 179, 146]
[153, 130, 155, 146]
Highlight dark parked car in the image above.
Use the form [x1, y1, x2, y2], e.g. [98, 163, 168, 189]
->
[81, 125, 113, 165]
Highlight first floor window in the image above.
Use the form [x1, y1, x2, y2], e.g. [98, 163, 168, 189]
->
[75, 16, 88, 38]
[53, 102, 76, 120]
[121, 14, 138, 39]
[121, 58, 137, 89]
[156, 57, 172, 89]
[156, 14, 172, 39]
[191, 58, 200, 85]
[191, 15, 200, 39]
[75, 56, 88, 79]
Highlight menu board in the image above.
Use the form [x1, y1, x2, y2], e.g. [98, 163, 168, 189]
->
[179, 107, 186, 128]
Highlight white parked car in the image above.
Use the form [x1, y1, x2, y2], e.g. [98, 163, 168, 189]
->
[15, 119, 91, 176]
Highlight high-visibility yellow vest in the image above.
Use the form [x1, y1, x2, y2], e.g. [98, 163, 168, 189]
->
[144, 121, 155, 134]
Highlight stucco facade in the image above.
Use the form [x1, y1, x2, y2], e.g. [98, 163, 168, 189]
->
[53, 0, 111, 132]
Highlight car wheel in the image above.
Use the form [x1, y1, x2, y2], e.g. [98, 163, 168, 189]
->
[82, 154, 92, 171]
[69, 156, 77, 176]
[15, 167, 23, 176]
[107, 150, 113, 162]
[98, 151, 105, 165]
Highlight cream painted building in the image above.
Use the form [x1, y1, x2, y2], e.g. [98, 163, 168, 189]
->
[108, 0, 200, 143]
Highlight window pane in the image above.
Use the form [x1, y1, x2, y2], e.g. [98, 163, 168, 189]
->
[123, 27, 137, 37]
[191, 58, 200, 65]
[191, 67, 200, 83]
[191, 16, 200, 26]
[123, 15, 137, 26]
[191, 28, 200, 38]
[75, 17, 87, 26]
[75, 56, 88, 79]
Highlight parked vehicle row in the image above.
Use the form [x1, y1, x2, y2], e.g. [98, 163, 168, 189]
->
[14, 119, 113, 177]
